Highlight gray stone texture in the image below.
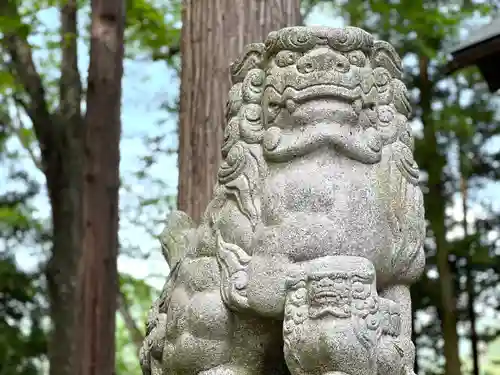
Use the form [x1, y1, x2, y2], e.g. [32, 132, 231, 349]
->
[140, 26, 426, 375]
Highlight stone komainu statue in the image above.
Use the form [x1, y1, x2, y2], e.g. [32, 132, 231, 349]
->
[140, 26, 425, 375]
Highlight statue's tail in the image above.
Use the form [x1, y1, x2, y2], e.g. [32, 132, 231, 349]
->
[159, 210, 196, 268]
[140, 210, 195, 375]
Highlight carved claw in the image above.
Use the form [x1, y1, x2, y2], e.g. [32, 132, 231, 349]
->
[216, 231, 251, 311]
[139, 343, 151, 375]
[198, 364, 253, 375]
[402, 367, 417, 375]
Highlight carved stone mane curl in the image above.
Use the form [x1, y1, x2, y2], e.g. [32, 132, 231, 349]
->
[200, 27, 419, 311]
[205, 26, 414, 231]
[204, 42, 269, 234]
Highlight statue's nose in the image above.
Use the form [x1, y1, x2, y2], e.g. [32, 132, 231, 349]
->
[297, 48, 350, 73]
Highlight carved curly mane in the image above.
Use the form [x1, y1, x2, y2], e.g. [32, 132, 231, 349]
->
[198, 27, 421, 311]
[140, 27, 425, 375]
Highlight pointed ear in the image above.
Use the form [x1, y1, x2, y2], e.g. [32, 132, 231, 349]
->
[159, 210, 195, 267]
[391, 79, 412, 118]
[371, 40, 403, 80]
[230, 43, 265, 84]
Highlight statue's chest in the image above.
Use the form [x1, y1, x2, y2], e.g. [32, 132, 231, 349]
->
[262, 156, 385, 220]
[257, 157, 395, 273]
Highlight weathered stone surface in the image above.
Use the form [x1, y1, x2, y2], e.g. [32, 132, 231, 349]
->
[140, 26, 425, 375]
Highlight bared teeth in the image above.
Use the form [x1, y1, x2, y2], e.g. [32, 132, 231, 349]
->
[313, 291, 337, 299]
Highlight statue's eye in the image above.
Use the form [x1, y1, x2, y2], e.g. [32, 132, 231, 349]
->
[348, 51, 366, 67]
[335, 60, 349, 72]
[268, 102, 280, 113]
[275, 51, 300, 67]
[363, 103, 376, 111]
[303, 61, 315, 73]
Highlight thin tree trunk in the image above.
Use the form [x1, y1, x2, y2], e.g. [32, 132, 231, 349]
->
[177, 0, 302, 222]
[79, 0, 125, 374]
[459, 145, 480, 375]
[418, 55, 461, 375]
[3, 2, 132, 375]
[1, 3, 84, 375]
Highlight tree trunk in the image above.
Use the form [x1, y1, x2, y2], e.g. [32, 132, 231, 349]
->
[177, 0, 302, 222]
[45, 130, 84, 375]
[1, 3, 84, 375]
[45, 128, 85, 375]
[2, 1, 126, 374]
[459, 145, 480, 375]
[78, 0, 125, 374]
[418, 55, 462, 375]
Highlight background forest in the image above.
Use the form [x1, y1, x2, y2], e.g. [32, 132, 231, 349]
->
[1, 0, 500, 375]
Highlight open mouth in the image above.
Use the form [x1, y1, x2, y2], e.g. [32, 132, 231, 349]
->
[313, 290, 338, 300]
[308, 289, 352, 319]
[312, 296, 339, 306]
[310, 289, 348, 305]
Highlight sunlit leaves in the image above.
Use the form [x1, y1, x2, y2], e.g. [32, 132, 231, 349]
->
[116, 273, 159, 375]
[125, 0, 181, 63]
[0, 0, 180, 372]
[0, 239, 47, 375]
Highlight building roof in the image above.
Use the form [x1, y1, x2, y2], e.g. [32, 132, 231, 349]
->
[444, 15, 500, 91]
[451, 16, 500, 54]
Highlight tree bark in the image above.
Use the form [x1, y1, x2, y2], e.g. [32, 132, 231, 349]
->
[1, 3, 84, 375]
[177, 0, 302, 222]
[418, 55, 462, 375]
[459, 144, 480, 375]
[79, 0, 125, 374]
[3, 1, 128, 374]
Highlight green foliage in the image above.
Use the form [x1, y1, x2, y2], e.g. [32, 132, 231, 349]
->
[0, 254, 47, 375]
[120, 273, 158, 322]
[0, 81, 47, 375]
[116, 273, 159, 375]
[0, 0, 181, 372]
[126, 0, 181, 63]
[0, 109, 47, 373]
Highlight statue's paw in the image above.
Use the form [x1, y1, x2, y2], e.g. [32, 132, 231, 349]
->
[139, 340, 152, 375]
[198, 364, 252, 375]
[401, 366, 417, 375]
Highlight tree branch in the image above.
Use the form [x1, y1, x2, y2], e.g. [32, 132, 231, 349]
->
[151, 45, 180, 62]
[117, 289, 144, 355]
[60, 0, 82, 123]
[6, 102, 43, 171]
[0, 0, 54, 166]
